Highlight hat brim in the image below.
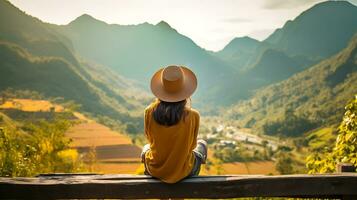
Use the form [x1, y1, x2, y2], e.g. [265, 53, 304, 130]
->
[150, 66, 197, 102]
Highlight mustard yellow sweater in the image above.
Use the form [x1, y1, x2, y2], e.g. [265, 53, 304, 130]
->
[144, 101, 200, 183]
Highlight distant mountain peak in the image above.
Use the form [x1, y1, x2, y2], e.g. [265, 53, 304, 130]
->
[156, 20, 172, 29]
[69, 14, 105, 26]
[314, 0, 354, 8]
[299, 0, 357, 18]
[230, 36, 259, 44]
[219, 36, 260, 53]
[237, 36, 255, 40]
[76, 14, 96, 21]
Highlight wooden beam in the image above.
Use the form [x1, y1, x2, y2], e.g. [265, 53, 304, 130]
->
[0, 174, 357, 199]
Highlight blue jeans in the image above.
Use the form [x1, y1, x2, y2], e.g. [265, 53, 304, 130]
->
[141, 139, 208, 177]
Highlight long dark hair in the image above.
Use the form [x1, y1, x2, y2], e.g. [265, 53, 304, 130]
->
[153, 99, 187, 126]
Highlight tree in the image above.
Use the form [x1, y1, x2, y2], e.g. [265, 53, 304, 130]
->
[306, 95, 357, 173]
[263, 109, 318, 137]
[275, 152, 294, 174]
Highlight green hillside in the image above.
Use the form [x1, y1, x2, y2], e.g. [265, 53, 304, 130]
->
[243, 48, 306, 87]
[266, 1, 357, 59]
[0, 1, 147, 131]
[226, 34, 357, 137]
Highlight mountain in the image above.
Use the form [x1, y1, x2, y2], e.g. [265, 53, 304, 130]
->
[53, 15, 238, 104]
[0, 1, 146, 128]
[265, 1, 357, 60]
[216, 36, 260, 69]
[2, 0, 357, 111]
[212, 47, 305, 104]
[244, 48, 302, 86]
[211, 1, 357, 104]
[226, 33, 357, 136]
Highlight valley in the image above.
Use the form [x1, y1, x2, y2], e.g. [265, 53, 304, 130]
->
[0, 98, 279, 175]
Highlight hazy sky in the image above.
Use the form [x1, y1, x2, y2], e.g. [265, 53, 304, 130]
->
[8, 0, 357, 51]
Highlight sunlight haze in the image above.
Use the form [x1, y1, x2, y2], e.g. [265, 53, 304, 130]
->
[8, 0, 357, 51]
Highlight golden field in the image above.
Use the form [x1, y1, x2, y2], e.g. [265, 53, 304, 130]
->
[65, 122, 142, 174]
[66, 122, 133, 147]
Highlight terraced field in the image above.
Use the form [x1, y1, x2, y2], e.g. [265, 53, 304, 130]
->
[66, 122, 133, 147]
[65, 122, 142, 174]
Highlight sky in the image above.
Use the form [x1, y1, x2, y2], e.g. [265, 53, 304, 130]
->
[8, 0, 357, 51]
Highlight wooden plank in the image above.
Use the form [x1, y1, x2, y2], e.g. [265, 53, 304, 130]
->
[342, 195, 357, 200]
[36, 173, 101, 177]
[0, 174, 357, 199]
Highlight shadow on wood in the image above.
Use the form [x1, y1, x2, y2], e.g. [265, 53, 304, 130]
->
[0, 173, 357, 199]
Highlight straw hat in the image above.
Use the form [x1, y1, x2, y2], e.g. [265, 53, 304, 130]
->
[150, 65, 197, 102]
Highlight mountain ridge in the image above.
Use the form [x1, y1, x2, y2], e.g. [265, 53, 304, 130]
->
[54, 13, 239, 106]
[226, 33, 357, 136]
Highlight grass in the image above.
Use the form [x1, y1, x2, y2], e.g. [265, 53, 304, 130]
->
[306, 127, 336, 150]
[0, 99, 63, 112]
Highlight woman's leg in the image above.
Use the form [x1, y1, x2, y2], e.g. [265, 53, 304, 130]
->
[189, 153, 202, 176]
[141, 144, 150, 163]
[188, 139, 208, 176]
[193, 139, 207, 164]
[141, 144, 151, 175]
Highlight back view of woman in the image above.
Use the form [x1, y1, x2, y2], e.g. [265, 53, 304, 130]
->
[141, 65, 207, 183]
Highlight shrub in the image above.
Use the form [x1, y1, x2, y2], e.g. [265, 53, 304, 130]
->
[0, 118, 83, 176]
[306, 95, 357, 173]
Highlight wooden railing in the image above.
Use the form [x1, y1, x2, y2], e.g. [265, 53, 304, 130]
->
[1, 173, 357, 199]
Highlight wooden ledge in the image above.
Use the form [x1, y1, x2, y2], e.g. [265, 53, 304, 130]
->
[0, 174, 357, 199]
